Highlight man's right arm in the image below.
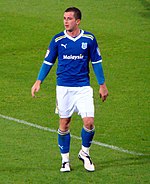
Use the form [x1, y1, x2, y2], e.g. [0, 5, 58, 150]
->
[31, 80, 42, 97]
[31, 63, 53, 97]
[31, 36, 57, 97]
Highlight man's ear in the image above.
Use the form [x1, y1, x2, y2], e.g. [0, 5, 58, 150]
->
[76, 19, 81, 25]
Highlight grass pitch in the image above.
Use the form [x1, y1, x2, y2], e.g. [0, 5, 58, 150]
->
[0, 0, 150, 183]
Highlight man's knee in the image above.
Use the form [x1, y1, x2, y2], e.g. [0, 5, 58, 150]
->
[83, 117, 94, 130]
[59, 118, 71, 132]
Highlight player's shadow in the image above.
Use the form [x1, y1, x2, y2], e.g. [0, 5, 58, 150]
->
[96, 155, 150, 170]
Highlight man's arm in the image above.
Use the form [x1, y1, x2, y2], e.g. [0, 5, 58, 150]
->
[31, 63, 52, 97]
[99, 83, 108, 102]
[92, 62, 108, 102]
[31, 80, 42, 97]
[31, 35, 58, 97]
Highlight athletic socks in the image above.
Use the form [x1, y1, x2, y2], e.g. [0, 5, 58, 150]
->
[58, 126, 95, 163]
[81, 126, 95, 155]
[58, 129, 70, 163]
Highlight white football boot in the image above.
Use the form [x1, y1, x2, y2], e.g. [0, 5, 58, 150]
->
[78, 149, 95, 171]
[60, 162, 70, 172]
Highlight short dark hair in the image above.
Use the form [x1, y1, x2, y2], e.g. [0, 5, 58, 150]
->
[65, 7, 82, 20]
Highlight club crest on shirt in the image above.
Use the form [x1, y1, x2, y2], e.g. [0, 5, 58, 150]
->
[81, 42, 87, 49]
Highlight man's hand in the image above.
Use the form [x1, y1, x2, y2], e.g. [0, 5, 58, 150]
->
[31, 80, 41, 97]
[99, 83, 108, 102]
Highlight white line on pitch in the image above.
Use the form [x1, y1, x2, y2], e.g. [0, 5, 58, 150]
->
[0, 114, 147, 156]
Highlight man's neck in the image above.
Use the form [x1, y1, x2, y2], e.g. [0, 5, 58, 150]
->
[66, 28, 80, 37]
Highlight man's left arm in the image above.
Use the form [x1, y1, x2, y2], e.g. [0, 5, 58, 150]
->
[92, 62, 108, 102]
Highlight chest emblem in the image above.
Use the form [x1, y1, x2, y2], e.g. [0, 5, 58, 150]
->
[61, 43, 67, 49]
[81, 42, 87, 49]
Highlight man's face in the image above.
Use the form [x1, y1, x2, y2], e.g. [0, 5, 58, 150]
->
[64, 11, 80, 32]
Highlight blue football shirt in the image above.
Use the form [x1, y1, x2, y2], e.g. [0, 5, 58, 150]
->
[42, 30, 103, 87]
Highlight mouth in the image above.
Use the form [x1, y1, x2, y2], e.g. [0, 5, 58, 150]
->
[64, 25, 73, 32]
[65, 25, 69, 28]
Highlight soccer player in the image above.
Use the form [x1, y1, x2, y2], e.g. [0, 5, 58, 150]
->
[31, 7, 108, 172]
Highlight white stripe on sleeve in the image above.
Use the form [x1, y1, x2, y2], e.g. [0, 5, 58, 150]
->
[43, 60, 53, 66]
[91, 60, 102, 64]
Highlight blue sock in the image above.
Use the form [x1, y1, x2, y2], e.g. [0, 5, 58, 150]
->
[81, 126, 95, 148]
[58, 129, 70, 154]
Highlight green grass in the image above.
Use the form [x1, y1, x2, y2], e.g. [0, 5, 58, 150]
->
[0, 0, 150, 183]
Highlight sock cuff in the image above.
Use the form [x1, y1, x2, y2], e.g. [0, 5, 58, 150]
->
[83, 126, 95, 133]
[58, 129, 70, 135]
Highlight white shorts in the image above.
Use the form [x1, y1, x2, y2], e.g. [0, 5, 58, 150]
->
[56, 86, 94, 118]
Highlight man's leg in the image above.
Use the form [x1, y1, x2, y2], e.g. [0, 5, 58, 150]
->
[81, 117, 95, 154]
[58, 117, 71, 172]
[78, 117, 95, 171]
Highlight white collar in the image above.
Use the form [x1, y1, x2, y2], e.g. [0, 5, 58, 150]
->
[64, 30, 84, 42]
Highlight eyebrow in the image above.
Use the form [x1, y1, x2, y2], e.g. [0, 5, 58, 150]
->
[64, 16, 74, 19]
